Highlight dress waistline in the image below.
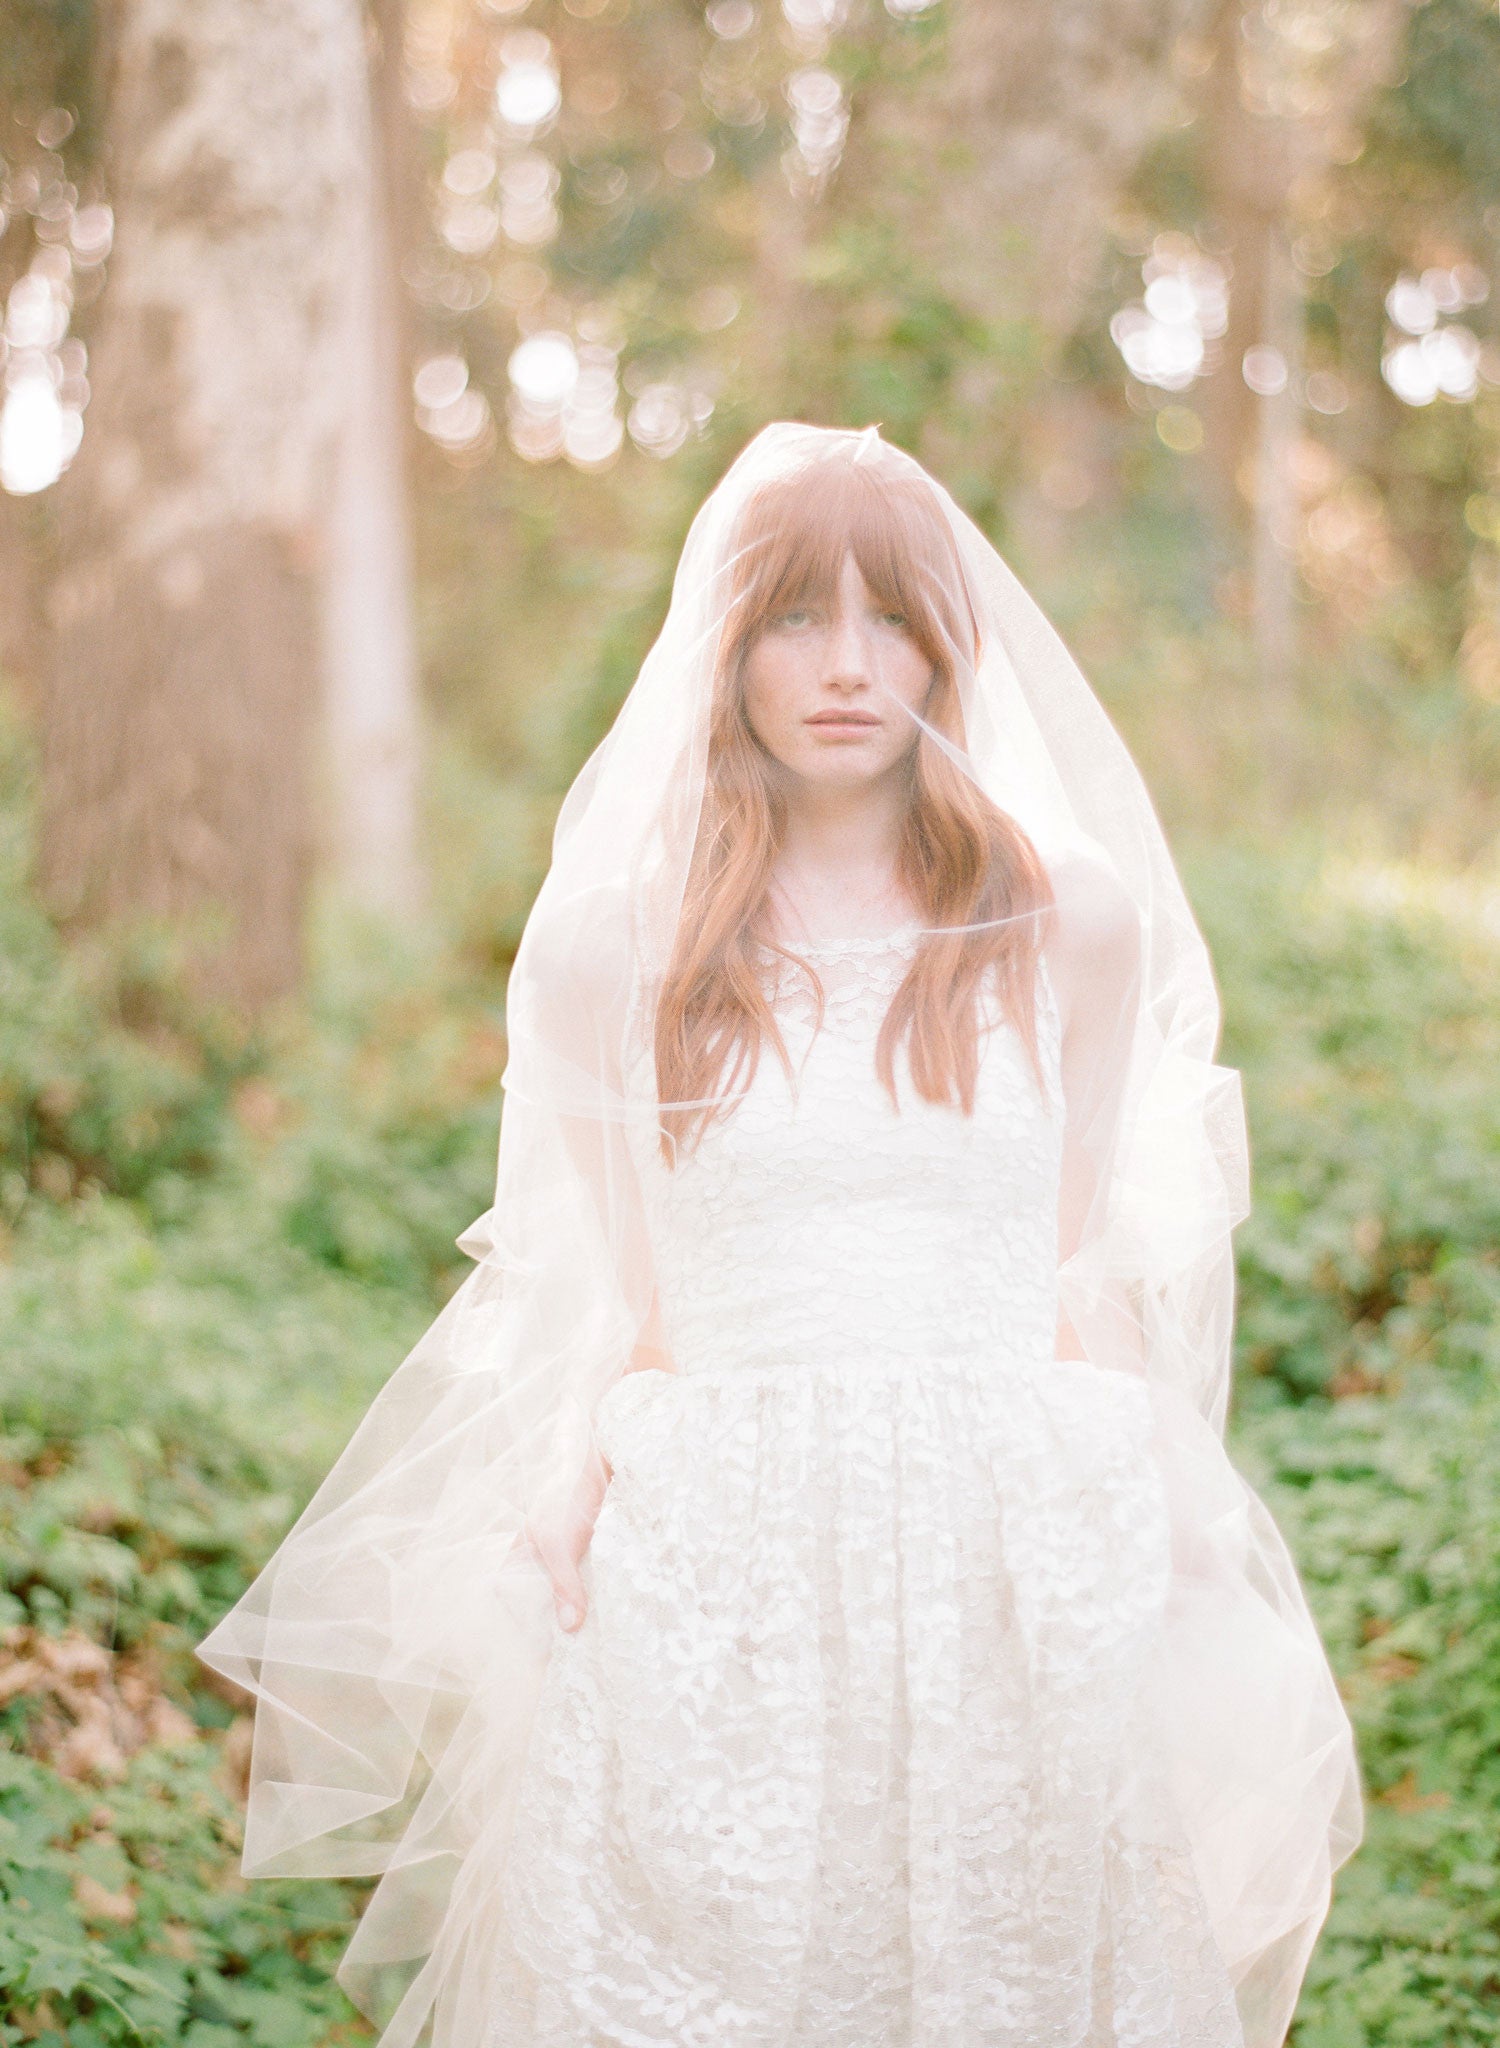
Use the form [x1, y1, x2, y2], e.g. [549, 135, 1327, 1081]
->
[670, 1344, 1057, 1387]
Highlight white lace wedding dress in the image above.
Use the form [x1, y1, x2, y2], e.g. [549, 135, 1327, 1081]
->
[488, 928, 1246, 2048]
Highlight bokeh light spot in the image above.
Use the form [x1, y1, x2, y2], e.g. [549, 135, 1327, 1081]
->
[1242, 345, 1289, 398]
[1, 373, 80, 495]
[1156, 405, 1204, 453]
[496, 36, 562, 133]
[1305, 370, 1348, 415]
[665, 136, 716, 180]
[708, 0, 756, 37]
[1109, 239, 1226, 393]
[1383, 327, 1480, 406]
[414, 354, 470, 411]
[444, 150, 497, 196]
[509, 331, 579, 407]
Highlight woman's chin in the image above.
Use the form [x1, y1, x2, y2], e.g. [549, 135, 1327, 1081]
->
[781, 748, 903, 794]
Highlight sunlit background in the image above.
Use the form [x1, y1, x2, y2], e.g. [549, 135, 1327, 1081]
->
[0, 3, 1498, 2043]
[5, 0, 1500, 942]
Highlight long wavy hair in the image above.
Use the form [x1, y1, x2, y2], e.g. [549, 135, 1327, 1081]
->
[655, 450, 1054, 1156]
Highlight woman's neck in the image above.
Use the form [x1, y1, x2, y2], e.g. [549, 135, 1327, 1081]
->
[770, 777, 916, 941]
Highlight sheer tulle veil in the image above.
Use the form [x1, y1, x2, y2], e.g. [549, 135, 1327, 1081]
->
[197, 422, 1361, 2048]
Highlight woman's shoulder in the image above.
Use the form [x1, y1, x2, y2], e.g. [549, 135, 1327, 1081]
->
[1043, 844, 1139, 955]
[1040, 844, 1142, 1023]
[513, 877, 637, 1017]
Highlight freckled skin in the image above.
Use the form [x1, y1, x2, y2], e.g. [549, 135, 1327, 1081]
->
[741, 552, 935, 796]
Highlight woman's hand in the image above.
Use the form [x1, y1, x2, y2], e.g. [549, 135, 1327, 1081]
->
[529, 1302, 673, 1633]
[524, 1449, 611, 1633]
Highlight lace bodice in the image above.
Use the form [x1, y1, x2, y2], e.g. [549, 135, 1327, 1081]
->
[639, 928, 1065, 1379]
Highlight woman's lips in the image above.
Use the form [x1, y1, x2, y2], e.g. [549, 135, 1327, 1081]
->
[806, 712, 880, 730]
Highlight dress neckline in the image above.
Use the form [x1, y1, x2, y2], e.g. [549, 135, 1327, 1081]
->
[762, 921, 924, 960]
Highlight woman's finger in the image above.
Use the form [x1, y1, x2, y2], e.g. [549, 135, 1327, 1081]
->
[552, 1555, 587, 1631]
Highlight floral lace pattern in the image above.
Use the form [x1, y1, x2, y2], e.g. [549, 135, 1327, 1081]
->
[489, 934, 1245, 2047]
[642, 931, 1065, 1380]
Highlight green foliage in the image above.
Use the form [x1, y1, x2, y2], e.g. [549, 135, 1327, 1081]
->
[1194, 845, 1500, 1405]
[0, 1214, 392, 2039]
[1239, 1373, 1500, 2046]
[0, 737, 511, 2045]
[0, 722, 255, 1221]
[1193, 847, 1500, 2044]
[0, 1192, 412, 2039]
[1374, 0, 1500, 216]
[0, 1747, 360, 2047]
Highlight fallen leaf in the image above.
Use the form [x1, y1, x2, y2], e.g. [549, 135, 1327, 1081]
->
[1380, 1770, 1450, 1814]
[74, 1871, 138, 1925]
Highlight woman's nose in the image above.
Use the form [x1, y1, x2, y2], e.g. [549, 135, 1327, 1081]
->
[825, 608, 872, 685]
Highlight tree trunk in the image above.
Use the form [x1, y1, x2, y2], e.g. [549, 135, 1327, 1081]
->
[39, 0, 373, 1010]
[1197, 0, 1418, 695]
[0, 494, 43, 703]
[318, 0, 425, 923]
[1249, 218, 1303, 700]
[1198, 0, 1293, 522]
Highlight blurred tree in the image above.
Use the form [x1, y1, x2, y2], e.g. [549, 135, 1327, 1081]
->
[0, 487, 40, 696]
[1353, 0, 1500, 696]
[0, 0, 97, 697]
[36, 0, 417, 1008]
[320, 0, 426, 926]
[854, 0, 1210, 341]
[1196, 0, 1416, 694]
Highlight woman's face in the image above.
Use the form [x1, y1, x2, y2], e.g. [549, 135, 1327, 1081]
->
[740, 551, 936, 794]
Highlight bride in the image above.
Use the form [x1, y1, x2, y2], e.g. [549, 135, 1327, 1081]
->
[199, 423, 1361, 2048]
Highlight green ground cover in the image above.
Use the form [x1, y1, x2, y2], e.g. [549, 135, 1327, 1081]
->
[1202, 847, 1500, 2047]
[0, 722, 1496, 2043]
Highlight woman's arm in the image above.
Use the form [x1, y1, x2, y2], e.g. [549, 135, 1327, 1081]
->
[1044, 849, 1144, 1365]
[509, 887, 675, 1631]
[526, 1291, 674, 1631]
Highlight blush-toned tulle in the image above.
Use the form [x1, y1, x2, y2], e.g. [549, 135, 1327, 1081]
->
[197, 424, 1360, 2048]
[480, 937, 1356, 2048]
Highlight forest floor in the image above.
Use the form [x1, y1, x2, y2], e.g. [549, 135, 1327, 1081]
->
[1, 709, 1497, 2045]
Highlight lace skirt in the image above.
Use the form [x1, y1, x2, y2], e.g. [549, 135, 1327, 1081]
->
[487, 1355, 1246, 2048]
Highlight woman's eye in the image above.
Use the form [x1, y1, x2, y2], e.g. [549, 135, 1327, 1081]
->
[776, 609, 812, 629]
[881, 610, 908, 629]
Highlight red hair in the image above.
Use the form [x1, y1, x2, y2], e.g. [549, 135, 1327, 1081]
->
[655, 450, 1053, 1155]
